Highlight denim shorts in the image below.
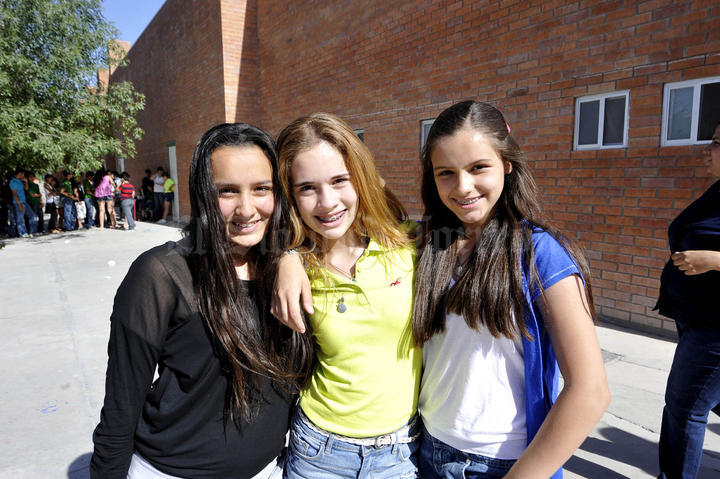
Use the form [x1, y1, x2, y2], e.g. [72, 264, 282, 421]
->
[418, 426, 516, 479]
[96, 195, 113, 202]
[164, 192, 174, 202]
[283, 409, 419, 479]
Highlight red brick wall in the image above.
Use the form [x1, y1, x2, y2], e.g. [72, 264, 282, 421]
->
[221, 0, 260, 123]
[255, 0, 720, 333]
[112, 0, 719, 333]
[110, 0, 261, 217]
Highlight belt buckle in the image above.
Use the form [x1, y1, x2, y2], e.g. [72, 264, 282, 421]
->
[374, 434, 393, 448]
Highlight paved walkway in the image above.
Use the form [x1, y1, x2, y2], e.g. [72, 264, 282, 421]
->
[0, 224, 719, 478]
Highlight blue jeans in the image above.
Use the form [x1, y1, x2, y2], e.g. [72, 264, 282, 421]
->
[13, 202, 38, 236]
[659, 324, 720, 479]
[419, 426, 516, 479]
[84, 197, 94, 227]
[62, 198, 76, 231]
[30, 202, 44, 232]
[283, 410, 418, 479]
[121, 199, 136, 229]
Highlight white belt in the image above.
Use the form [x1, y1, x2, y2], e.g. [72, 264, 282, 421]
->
[298, 409, 419, 448]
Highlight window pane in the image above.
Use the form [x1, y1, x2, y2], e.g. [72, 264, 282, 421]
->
[698, 82, 720, 141]
[603, 96, 625, 145]
[578, 100, 599, 145]
[668, 87, 693, 140]
[421, 121, 434, 149]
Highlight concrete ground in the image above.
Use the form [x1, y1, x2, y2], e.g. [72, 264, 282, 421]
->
[0, 223, 719, 478]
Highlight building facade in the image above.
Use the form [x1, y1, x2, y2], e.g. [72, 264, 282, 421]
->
[109, 0, 720, 334]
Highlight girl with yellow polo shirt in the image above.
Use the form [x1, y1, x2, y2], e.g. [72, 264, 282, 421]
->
[275, 113, 421, 478]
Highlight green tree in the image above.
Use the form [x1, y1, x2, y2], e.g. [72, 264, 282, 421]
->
[0, 0, 145, 173]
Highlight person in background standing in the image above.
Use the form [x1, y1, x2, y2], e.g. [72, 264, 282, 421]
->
[656, 122, 720, 479]
[157, 171, 175, 224]
[9, 168, 37, 238]
[59, 171, 78, 232]
[152, 166, 165, 221]
[75, 192, 87, 230]
[0, 173, 10, 236]
[118, 172, 136, 231]
[141, 169, 154, 221]
[44, 174, 60, 233]
[112, 171, 123, 222]
[94, 169, 117, 230]
[26, 171, 44, 234]
[83, 171, 95, 229]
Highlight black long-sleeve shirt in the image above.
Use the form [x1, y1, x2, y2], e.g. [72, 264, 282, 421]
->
[90, 240, 293, 478]
[656, 180, 720, 327]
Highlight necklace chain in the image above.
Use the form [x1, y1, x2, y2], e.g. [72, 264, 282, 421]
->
[327, 262, 356, 282]
[326, 243, 365, 283]
[327, 243, 366, 313]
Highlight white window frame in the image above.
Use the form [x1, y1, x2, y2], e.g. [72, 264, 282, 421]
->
[661, 76, 720, 147]
[573, 90, 629, 150]
[420, 119, 434, 151]
[353, 128, 364, 142]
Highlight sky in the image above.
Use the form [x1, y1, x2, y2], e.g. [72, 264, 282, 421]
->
[102, 0, 167, 46]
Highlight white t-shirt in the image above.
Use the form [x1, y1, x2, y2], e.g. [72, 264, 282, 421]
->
[153, 174, 165, 193]
[419, 311, 527, 459]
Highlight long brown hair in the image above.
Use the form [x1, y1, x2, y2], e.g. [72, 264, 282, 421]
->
[413, 101, 595, 346]
[185, 123, 314, 422]
[276, 113, 409, 272]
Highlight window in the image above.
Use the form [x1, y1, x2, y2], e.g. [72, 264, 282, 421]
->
[353, 129, 364, 142]
[420, 119, 434, 151]
[662, 76, 720, 146]
[574, 91, 629, 150]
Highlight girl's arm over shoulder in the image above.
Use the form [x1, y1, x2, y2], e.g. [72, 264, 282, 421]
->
[504, 274, 610, 479]
[270, 252, 313, 333]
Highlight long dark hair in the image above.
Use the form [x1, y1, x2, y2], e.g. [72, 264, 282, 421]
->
[185, 123, 314, 421]
[413, 100, 595, 345]
[93, 168, 106, 189]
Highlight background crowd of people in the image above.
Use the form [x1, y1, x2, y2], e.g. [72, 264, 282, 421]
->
[0, 166, 176, 238]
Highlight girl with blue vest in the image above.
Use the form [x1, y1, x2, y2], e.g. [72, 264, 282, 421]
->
[275, 113, 422, 478]
[413, 100, 610, 479]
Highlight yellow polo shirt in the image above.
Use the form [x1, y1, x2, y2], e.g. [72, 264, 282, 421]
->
[300, 239, 421, 437]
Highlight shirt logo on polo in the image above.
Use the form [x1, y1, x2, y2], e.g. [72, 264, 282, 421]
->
[390, 278, 402, 286]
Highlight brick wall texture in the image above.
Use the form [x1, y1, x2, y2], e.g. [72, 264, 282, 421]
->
[110, 0, 720, 334]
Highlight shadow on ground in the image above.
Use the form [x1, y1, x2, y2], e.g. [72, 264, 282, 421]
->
[67, 452, 91, 478]
[566, 426, 657, 477]
[567, 425, 720, 478]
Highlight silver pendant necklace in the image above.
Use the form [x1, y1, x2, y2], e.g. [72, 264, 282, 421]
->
[328, 247, 364, 314]
[337, 297, 347, 313]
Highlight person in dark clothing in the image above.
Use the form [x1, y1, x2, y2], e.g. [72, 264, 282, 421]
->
[0, 172, 12, 236]
[26, 171, 44, 233]
[152, 166, 165, 221]
[90, 123, 313, 479]
[141, 168, 154, 221]
[656, 122, 720, 479]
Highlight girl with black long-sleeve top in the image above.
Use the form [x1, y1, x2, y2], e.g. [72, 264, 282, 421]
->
[90, 123, 313, 479]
